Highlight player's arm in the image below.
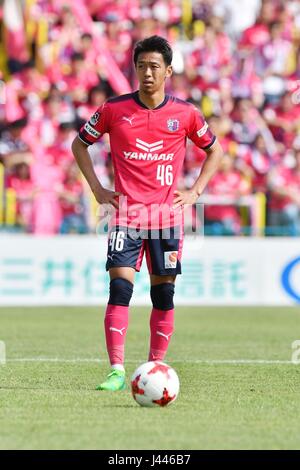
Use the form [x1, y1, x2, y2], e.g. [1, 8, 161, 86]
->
[173, 108, 223, 208]
[71, 137, 120, 209]
[173, 139, 223, 208]
[72, 104, 120, 208]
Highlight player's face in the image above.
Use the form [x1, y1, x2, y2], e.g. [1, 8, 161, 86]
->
[135, 52, 172, 94]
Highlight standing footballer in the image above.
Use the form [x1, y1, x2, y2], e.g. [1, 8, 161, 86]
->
[72, 36, 223, 391]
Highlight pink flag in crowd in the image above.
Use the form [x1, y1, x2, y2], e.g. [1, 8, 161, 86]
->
[4, 81, 25, 122]
[64, 0, 132, 95]
[3, 0, 29, 63]
[31, 157, 64, 234]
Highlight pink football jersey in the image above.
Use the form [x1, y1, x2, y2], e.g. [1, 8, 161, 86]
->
[79, 91, 216, 228]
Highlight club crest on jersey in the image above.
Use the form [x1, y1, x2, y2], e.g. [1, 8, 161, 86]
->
[167, 119, 179, 132]
[90, 112, 100, 126]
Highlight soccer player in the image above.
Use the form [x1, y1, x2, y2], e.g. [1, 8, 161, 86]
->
[72, 36, 223, 391]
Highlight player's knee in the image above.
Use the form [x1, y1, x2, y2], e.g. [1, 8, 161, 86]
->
[108, 278, 134, 306]
[150, 283, 175, 311]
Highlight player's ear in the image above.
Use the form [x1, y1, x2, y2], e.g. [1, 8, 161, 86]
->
[165, 65, 173, 79]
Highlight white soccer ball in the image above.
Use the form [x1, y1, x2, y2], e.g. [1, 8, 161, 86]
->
[131, 361, 180, 407]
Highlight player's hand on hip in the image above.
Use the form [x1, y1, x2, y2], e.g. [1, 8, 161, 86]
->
[93, 187, 121, 209]
[173, 189, 200, 209]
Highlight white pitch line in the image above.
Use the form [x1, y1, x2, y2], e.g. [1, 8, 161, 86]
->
[4, 358, 296, 365]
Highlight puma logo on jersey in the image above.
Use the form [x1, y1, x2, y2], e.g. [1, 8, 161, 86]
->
[122, 116, 134, 125]
[156, 331, 172, 341]
[109, 327, 126, 336]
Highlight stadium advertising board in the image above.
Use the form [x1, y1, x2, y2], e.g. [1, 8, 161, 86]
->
[0, 236, 299, 306]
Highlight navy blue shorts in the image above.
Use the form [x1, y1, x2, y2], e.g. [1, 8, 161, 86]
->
[106, 226, 183, 275]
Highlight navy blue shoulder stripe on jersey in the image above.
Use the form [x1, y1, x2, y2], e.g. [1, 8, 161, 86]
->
[169, 95, 191, 107]
[132, 91, 169, 110]
[107, 93, 135, 104]
[202, 135, 217, 150]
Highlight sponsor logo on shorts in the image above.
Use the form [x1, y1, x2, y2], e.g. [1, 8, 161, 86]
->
[164, 251, 178, 269]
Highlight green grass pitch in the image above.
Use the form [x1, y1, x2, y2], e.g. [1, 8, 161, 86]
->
[1, 306, 300, 450]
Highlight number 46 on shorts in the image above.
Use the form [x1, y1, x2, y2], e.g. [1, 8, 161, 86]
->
[109, 231, 125, 252]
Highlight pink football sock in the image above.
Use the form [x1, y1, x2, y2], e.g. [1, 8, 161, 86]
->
[148, 308, 174, 361]
[104, 304, 129, 366]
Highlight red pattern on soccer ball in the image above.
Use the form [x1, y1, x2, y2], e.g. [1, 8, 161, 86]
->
[153, 387, 176, 406]
[131, 374, 144, 400]
[148, 362, 171, 378]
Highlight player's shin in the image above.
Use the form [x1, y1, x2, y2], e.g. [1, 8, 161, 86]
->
[149, 283, 175, 361]
[104, 278, 133, 369]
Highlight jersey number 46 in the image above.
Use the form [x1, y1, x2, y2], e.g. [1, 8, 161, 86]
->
[156, 165, 173, 186]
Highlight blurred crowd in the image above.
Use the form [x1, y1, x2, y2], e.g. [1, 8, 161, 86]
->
[1, 0, 300, 235]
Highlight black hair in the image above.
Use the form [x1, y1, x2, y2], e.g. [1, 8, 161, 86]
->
[71, 52, 84, 62]
[8, 117, 28, 129]
[87, 84, 108, 104]
[81, 33, 93, 41]
[269, 20, 282, 30]
[22, 59, 35, 70]
[59, 121, 76, 131]
[133, 35, 173, 66]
